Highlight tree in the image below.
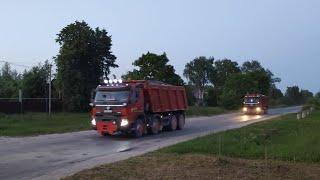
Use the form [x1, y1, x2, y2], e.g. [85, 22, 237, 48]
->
[122, 52, 184, 86]
[210, 59, 240, 88]
[21, 61, 51, 98]
[183, 56, 214, 106]
[284, 86, 302, 105]
[185, 84, 197, 106]
[55, 21, 117, 111]
[0, 62, 21, 98]
[270, 87, 283, 99]
[204, 86, 218, 106]
[301, 89, 313, 104]
[218, 73, 258, 109]
[241, 60, 265, 73]
[241, 60, 280, 96]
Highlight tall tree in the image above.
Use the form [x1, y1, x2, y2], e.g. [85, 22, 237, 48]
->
[21, 61, 51, 98]
[55, 21, 117, 111]
[122, 52, 184, 85]
[284, 86, 302, 105]
[241, 60, 280, 96]
[301, 89, 313, 103]
[218, 73, 258, 109]
[241, 60, 265, 73]
[210, 59, 240, 88]
[183, 56, 214, 106]
[0, 62, 21, 98]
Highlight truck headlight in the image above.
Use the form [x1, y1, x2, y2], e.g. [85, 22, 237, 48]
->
[243, 107, 248, 112]
[256, 107, 261, 112]
[121, 119, 129, 126]
[91, 118, 96, 126]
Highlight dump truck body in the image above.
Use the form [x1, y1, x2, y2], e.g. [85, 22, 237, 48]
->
[242, 94, 269, 115]
[90, 80, 187, 137]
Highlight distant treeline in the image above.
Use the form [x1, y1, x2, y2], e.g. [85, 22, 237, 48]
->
[0, 20, 319, 112]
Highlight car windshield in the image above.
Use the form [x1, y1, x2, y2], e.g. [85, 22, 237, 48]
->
[244, 97, 259, 104]
[94, 90, 129, 105]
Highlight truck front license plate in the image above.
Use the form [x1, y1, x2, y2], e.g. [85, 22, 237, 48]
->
[104, 110, 112, 113]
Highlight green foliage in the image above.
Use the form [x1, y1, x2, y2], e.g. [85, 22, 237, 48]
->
[241, 60, 265, 73]
[210, 59, 240, 88]
[217, 60, 282, 109]
[204, 86, 218, 107]
[218, 73, 258, 109]
[284, 86, 302, 105]
[270, 87, 283, 99]
[241, 60, 276, 95]
[123, 52, 184, 86]
[21, 61, 51, 98]
[55, 21, 117, 111]
[0, 62, 21, 98]
[183, 56, 214, 106]
[161, 111, 320, 162]
[185, 84, 196, 106]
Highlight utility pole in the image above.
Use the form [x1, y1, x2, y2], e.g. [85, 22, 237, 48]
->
[48, 63, 52, 116]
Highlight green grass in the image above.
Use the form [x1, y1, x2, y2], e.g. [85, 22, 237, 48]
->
[160, 111, 320, 162]
[0, 113, 90, 136]
[186, 106, 227, 117]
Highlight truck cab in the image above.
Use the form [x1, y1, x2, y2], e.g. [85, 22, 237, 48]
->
[242, 94, 269, 115]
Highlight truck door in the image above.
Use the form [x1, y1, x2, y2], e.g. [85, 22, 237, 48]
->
[130, 88, 144, 113]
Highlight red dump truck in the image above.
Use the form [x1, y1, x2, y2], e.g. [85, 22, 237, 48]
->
[90, 80, 188, 137]
[242, 94, 269, 115]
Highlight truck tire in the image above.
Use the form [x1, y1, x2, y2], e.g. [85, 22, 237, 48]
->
[133, 119, 144, 137]
[149, 117, 160, 134]
[177, 114, 185, 130]
[168, 115, 177, 131]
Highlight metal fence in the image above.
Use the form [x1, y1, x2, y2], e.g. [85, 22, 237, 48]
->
[0, 98, 62, 114]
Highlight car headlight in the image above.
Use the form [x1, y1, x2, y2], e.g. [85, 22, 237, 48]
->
[91, 118, 96, 126]
[243, 107, 248, 112]
[256, 107, 261, 112]
[121, 119, 129, 126]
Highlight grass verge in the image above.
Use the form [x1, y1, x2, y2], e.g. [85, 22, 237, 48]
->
[64, 111, 320, 180]
[161, 111, 320, 162]
[185, 106, 227, 117]
[0, 113, 90, 136]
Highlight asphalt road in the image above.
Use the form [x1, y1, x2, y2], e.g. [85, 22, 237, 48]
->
[0, 106, 301, 180]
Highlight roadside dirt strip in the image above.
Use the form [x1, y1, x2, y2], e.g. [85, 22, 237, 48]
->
[0, 106, 301, 180]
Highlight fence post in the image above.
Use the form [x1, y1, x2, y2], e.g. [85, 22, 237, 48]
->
[19, 89, 22, 114]
[296, 113, 301, 120]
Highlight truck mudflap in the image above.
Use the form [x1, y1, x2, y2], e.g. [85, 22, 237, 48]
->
[96, 121, 118, 135]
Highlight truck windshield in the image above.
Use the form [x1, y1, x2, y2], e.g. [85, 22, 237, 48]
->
[94, 91, 129, 105]
[244, 97, 259, 104]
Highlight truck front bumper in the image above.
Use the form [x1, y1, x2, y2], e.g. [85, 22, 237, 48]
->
[243, 107, 264, 115]
[96, 121, 133, 135]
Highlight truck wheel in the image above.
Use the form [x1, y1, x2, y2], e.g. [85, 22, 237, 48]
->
[168, 115, 177, 131]
[133, 119, 144, 137]
[177, 114, 185, 130]
[149, 117, 160, 134]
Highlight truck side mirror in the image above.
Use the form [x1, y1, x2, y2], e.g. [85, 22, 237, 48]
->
[89, 102, 94, 107]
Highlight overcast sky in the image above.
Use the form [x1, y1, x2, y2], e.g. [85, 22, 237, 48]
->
[0, 0, 319, 93]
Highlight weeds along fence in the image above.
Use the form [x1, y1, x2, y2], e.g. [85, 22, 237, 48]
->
[0, 98, 62, 114]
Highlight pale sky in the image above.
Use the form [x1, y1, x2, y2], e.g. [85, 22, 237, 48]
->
[0, 0, 319, 93]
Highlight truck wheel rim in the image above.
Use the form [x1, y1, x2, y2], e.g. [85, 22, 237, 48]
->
[136, 124, 143, 136]
[171, 116, 177, 130]
[152, 120, 159, 134]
